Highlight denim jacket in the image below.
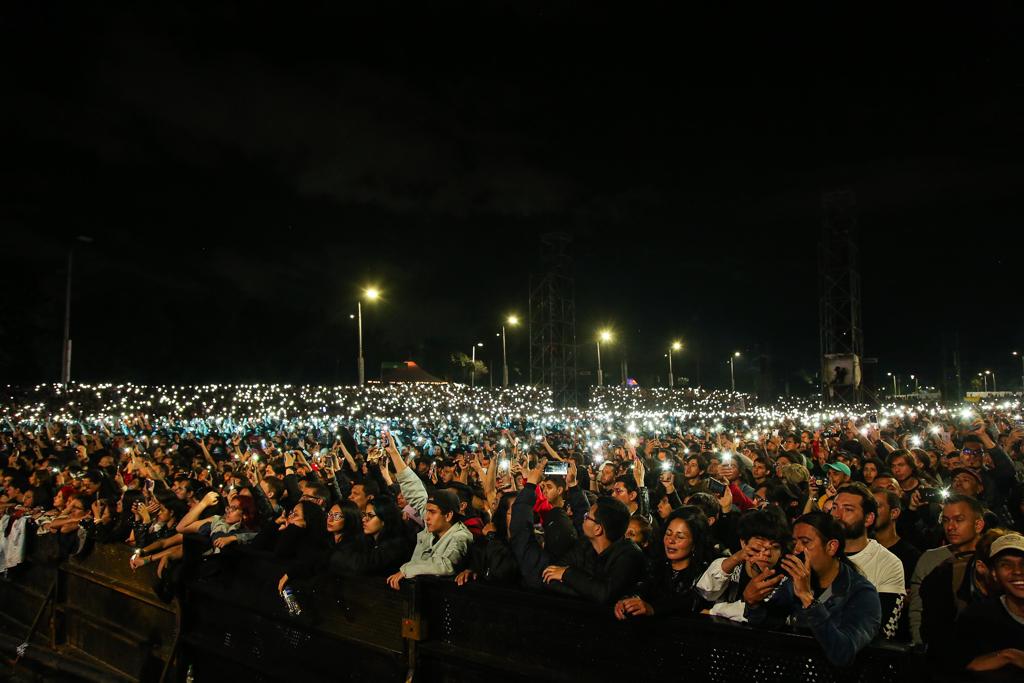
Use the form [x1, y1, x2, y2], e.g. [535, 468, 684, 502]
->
[745, 561, 881, 667]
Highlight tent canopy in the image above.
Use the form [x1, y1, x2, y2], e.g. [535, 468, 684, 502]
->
[378, 361, 446, 384]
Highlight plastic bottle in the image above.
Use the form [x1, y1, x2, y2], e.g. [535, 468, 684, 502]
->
[281, 587, 302, 616]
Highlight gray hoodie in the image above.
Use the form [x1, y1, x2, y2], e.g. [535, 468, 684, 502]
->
[397, 467, 472, 578]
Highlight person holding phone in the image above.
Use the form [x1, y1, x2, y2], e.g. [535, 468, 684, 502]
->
[744, 511, 881, 666]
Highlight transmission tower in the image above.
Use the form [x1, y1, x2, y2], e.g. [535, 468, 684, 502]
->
[529, 233, 578, 407]
[818, 189, 867, 404]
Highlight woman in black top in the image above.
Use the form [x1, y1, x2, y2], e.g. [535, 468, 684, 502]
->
[330, 495, 413, 576]
[614, 505, 715, 618]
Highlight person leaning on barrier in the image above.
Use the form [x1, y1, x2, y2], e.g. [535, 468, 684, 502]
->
[384, 433, 472, 590]
[614, 505, 715, 619]
[330, 495, 413, 577]
[743, 511, 882, 667]
[537, 460, 645, 605]
[696, 507, 789, 622]
[455, 491, 520, 586]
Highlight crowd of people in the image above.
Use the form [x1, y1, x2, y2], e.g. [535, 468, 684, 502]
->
[2, 383, 1023, 678]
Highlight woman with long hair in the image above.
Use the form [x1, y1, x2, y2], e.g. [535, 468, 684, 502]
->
[329, 495, 414, 577]
[455, 491, 520, 586]
[614, 506, 716, 618]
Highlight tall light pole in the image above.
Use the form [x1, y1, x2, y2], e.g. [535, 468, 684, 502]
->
[910, 374, 919, 394]
[667, 341, 682, 388]
[470, 342, 483, 387]
[887, 372, 898, 395]
[978, 372, 988, 392]
[596, 330, 612, 387]
[502, 315, 519, 388]
[61, 235, 93, 386]
[1014, 352, 1023, 392]
[986, 369, 996, 392]
[357, 287, 380, 386]
[728, 351, 740, 392]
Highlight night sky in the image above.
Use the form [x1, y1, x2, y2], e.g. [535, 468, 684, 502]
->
[2, 3, 1023, 397]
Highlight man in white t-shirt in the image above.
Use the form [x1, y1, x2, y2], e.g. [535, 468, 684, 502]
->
[832, 482, 906, 639]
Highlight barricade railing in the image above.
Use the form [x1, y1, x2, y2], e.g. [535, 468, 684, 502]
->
[0, 537, 922, 683]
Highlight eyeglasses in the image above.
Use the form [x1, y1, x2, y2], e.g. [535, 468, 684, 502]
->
[582, 511, 600, 526]
[361, 512, 378, 520]
[327, 512, 344, 520]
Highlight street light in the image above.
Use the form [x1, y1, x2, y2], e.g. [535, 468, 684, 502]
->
[471, 342, 484, 388]
[910, 374, 919, 393]
[1014, 352, 1023, 393]
[887, 372, 898, 395]
[61, 235, 93, 386]
[985, 369, 996, 392]
[596, 330, 613, 387]
[502, 315, 519, 388]
[728, 351, 740, 392]
[357, 287, 381, 386]
[667, 341, 682, 388]
[978, 372, 988, 392]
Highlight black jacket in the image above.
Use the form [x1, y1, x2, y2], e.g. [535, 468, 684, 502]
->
[641, 557, 713, 616]
[466, 534, 519, 584]
[556, 537, 645, 605]
[330, 532, 412, 577]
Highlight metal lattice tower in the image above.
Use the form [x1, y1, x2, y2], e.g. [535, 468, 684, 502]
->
[819, 189, 865, 404]
[529, 233, 578, 407]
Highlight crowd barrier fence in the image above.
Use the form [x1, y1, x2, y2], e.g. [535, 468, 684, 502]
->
[0, 534, 923, 683]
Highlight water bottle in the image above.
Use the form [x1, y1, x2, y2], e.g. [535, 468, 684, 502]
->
[281, 587, 302, 616]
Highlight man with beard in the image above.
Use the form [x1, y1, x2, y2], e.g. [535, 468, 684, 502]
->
[831, 482, 906, 639]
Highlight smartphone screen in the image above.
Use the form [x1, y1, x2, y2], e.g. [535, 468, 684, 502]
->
[543, 461, 569, 476]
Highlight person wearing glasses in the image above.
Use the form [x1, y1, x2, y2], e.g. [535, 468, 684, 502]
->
[329, 496, 413, 577]
[695, 508, 790, 622]
[506, 457, 643, 605]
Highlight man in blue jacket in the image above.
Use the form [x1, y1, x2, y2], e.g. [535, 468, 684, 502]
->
[743, 511, 881, 667]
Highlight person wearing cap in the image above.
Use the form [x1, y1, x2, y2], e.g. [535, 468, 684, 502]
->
[383, 436, 472, 590]
[950, 467, 985, 499]
[806, 461, 851, 514]
[951, 531, 1024, 679]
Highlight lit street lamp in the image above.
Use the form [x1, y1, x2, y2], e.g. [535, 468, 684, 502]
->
[667, 341, 682, 388]
[471, 342, 484, 387]
[596, 330, 613, 387]
[357, 287, 380, 386]
[985, 369, 996, 392]
[1014, 352, 1024, 393]
[502, 315, 519, 388]
[887, 372, 898, 395]
[728, 351, 740, 392]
